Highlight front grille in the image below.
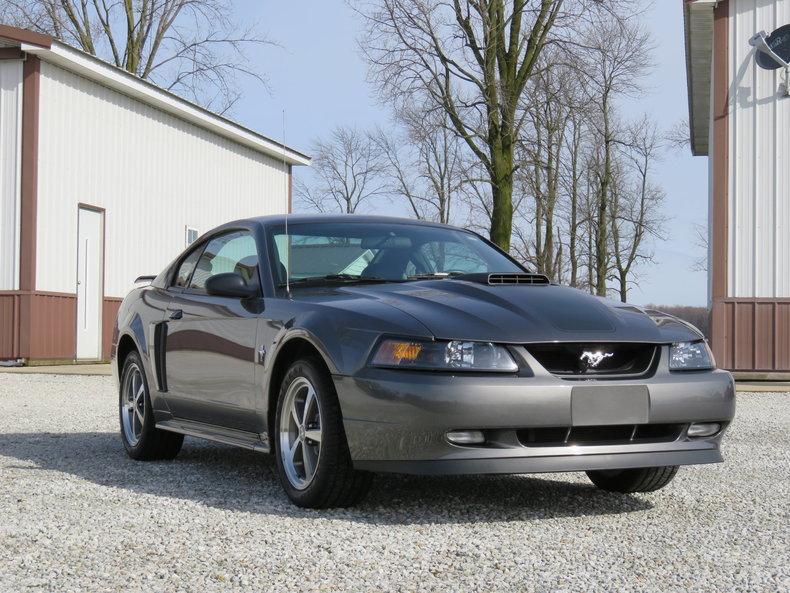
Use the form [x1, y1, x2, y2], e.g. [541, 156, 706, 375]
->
[526, 342, 657, 377]
[516, 424, 684, 447]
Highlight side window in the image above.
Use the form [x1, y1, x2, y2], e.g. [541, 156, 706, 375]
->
[190, 231, 259, 291]
[172, 245, 204, 288]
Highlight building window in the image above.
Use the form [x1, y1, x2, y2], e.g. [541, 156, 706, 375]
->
[185, 227, 199, 246]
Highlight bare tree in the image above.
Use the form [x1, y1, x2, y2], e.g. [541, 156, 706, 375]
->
[515, 59, 574, 280]
[608, 117, 667, 302]
[690, 222, 708, 273]
[666, 119, 691, 152]
[579, 13, 653, 295]
[295, 126, 388, 215]
[562, 109, 587, 287]
[376, 106, 469, 224]
[4, 0, 272, 111]
[357, 0, 585, 251]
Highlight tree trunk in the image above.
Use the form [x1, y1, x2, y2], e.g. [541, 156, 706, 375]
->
[595, 95, 612, 296]
[543, 124, 559, 280]
[569, 122, 581, 287]
[587, 199, 594, 294]
[489, 140, 514, 251]
[619, 272, 628, 303]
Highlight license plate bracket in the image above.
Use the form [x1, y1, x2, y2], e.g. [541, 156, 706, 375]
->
[571, 385, 649, 426]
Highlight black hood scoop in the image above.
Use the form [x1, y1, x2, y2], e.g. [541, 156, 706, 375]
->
[455, 272, 551, 285]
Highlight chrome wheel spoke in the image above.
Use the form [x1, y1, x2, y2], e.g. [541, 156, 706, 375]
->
[302, 386, 316, 427]
[302, 443, 316, 479]
[279, 375, 323, 490]
[291, 404, 302, 430]
[121, 366, 145, 446]
[289, 438, 301, 464]
[134, 405, 144, 433]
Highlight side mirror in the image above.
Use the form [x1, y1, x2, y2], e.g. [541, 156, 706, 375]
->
[205, 272, 258, 299]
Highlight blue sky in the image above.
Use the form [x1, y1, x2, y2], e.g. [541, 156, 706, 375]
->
[234, 1, 709, 307]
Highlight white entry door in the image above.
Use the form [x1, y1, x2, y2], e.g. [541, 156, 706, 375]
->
[76, 207, 103, 359]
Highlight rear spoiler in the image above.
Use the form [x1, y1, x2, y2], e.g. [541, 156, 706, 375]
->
[134, 275, 156, 284]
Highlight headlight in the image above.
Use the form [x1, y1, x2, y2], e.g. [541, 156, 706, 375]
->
[669, 341, 714, 370]
[370, 339, 518, 372]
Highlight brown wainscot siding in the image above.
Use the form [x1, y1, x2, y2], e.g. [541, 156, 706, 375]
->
[0, 293, 23, 358]
[0, 291, 75, 360]
[0, 293, 123, 362]
[711, 299, 790, 372]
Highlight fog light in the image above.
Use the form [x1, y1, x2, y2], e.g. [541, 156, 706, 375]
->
[446, 430, 485, 445]
[687, 422, 721, 438]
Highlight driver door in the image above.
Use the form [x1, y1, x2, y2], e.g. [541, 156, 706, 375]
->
[164, 229, 262, 432]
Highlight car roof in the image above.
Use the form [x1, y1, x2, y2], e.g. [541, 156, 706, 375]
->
[237, 214, 461, 230]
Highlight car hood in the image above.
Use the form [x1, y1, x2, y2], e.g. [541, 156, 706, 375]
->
[333, 280, 702, 344]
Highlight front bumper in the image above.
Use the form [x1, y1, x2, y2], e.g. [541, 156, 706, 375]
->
[334, 346, 735, 475]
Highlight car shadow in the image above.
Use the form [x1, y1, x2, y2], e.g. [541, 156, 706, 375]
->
[0, 432, 653, 523]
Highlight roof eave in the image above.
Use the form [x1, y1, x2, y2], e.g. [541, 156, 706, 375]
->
[0, 23, 52, 48]
[683, 0, 717, 157]
[4, 34, 309, 166]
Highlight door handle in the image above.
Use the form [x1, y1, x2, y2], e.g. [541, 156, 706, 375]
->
[169, 309, 183, 320]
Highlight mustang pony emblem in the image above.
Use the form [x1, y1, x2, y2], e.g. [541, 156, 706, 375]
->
[579, 350, 614, 369]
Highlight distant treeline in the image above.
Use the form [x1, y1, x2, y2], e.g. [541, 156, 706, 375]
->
[646, 305, 709, 339]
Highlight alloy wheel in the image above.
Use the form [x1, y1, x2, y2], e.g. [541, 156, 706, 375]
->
[121, 363, 146, 446]
[279, 376, 323, 490]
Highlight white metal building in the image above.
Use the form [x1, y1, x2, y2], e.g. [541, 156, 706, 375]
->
[0, 24, 309, 363]
[684, 0, 789, 373]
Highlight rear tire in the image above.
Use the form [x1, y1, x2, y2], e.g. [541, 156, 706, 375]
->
[119, 351, 183, 461]
[586, 465, 679, 493]
[274, 357, 372, 508]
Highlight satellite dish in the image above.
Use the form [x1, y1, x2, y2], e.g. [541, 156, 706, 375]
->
[752, 25, 790, 70]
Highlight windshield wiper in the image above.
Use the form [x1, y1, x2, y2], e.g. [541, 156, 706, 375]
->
[279, 274, 393, 288]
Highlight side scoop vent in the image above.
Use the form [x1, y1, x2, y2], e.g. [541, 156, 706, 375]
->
[487, 273, 550, 285]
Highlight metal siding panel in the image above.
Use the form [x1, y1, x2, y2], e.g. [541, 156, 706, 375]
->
[0, 60, 22, 290]
[733, 302, 755, 369]
[777, 304, 790, 369]
[738, 1, 755, 297]
[753, 0, 772, 296]
[726, 300, 736, 369]
[753, 302, 774, 369]
[713, 298, 790, 371]
[35, 62, 289, 298]
[727, 1, 735, 298]
[779, 1, 790, 297]
[710, 300, 732, 369]
[29, 292, 76, 359]
[730, 0, 789, 298]
[0, 293, 20, 357]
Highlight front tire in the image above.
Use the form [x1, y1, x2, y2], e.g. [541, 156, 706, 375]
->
[586, 465, 679, 493]
[119, 351, 183, 460]
[274, 357, 372, 508]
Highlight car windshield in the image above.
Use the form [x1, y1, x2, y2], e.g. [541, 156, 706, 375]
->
[269, 222, 523, 285]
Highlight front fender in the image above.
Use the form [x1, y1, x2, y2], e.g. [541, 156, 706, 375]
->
[270, 327, 341, 375]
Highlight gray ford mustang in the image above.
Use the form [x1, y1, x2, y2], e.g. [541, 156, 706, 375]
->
[112, 215, 735, 508]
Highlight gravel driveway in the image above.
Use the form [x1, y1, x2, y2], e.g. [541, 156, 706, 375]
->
[0, 374, 787, 593]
